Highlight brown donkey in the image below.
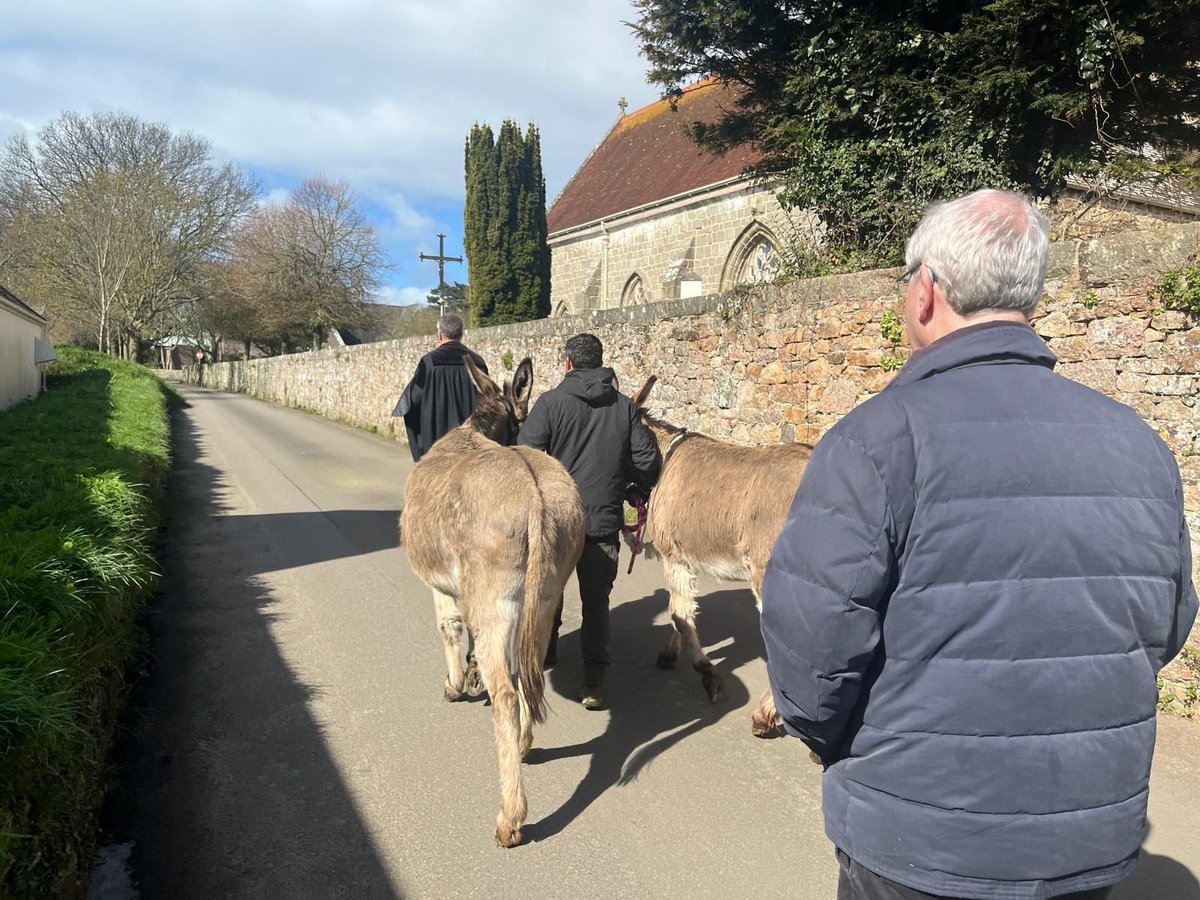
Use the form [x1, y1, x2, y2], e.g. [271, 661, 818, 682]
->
[401, 357, 585, 846]
[631, 376, 811, 736]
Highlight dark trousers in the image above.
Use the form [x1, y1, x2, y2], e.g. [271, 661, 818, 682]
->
[548, 535, 619, 688]
[836, 850, 1114, 900]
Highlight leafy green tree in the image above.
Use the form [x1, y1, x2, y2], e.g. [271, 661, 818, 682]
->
[464, 121, 551, 325]
[631, 0, 1200, 264]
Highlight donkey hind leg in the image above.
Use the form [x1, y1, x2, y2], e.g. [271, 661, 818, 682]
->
[434, 590, 470, 702]
[745, 573, 783, 736]
[518, 592, 557, 762]
[517, 680, 534, 762]
[654, 558, 683, 669]
[656, 628, 682, 670]
[749, 569, 765, 613]
[468, 592, 525, 844]
[477, 643, 525, 844]
[751, 686, 784, 738]
[666, 561, 723, 702]
[464, 632, 485, 697]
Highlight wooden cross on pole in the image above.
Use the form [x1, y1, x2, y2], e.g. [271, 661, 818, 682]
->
[419, 233, 463, 315]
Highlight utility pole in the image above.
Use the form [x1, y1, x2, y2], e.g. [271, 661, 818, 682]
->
[419, 233, 463, 315]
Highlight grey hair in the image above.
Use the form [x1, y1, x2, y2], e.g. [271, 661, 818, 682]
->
[904, 189, 1050, 317]
[437, 313, 464, 341]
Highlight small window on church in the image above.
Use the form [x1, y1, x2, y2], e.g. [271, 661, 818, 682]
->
[736, 237, 781, 285]
[621, 274, 647, 307]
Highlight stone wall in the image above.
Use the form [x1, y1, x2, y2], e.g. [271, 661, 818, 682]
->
[548, 179, 813, 314]
[185, 223, 1200, 528]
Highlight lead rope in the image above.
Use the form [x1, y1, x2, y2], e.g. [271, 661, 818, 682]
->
[622, 492, 649, 575]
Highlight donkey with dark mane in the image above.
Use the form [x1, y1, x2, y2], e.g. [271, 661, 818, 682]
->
[401, 357, 585, 846]
[630, 376, 811, 736]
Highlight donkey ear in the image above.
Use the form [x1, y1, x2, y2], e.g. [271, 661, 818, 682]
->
[509, 357, 534, 418]
[632, 374, 658, 410]
[464, 354, 500, 400]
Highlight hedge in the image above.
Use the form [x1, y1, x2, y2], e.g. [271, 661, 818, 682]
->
[0, 349, 172, 896]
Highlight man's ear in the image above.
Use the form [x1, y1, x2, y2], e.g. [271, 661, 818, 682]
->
[509, 357, 534, 418]
[919, 269, 939, 324]
[464, 354, 500, 400]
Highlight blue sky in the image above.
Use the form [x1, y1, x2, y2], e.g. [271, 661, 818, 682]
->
[0, 0, 661, 305]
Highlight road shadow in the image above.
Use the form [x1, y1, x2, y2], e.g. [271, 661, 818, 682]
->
[167, 400, 400, 577]
[100, 403, 401, 898]
[215, 508, 402, 576]
[1114, 823, 1200, 900]
[522, 587, 761, 842]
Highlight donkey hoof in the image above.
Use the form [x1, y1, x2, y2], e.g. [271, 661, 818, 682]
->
[751, 715, 783, 739]
[656, 651, 677, 670]
[464, 666, 485, 697]
[700, 669, 723, 703]
[494, 822, 523, 848]
[443, 682, 464, 702]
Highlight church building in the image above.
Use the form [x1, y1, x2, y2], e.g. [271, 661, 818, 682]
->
[547, 79, 807, 315]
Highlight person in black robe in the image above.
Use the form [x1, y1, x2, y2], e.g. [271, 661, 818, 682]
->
[393, 314, 488, 461]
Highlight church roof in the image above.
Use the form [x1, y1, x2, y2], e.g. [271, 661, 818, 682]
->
[547, 79, 763, 235]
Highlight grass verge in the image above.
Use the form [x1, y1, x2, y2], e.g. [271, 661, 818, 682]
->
[0, 348, 173, 897]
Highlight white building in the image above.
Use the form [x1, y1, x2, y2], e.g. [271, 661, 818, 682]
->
[1, 285, 54, 410]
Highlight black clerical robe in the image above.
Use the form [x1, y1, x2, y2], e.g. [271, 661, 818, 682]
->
[395, 341, 488, 462]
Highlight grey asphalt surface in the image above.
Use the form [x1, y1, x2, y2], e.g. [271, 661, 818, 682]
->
[104, 383, 1200, 900]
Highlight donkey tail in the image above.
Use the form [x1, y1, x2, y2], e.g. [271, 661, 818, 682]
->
[518, 476, 550, 724]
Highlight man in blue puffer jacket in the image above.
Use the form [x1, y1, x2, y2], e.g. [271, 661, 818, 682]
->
[761, 189, 1197, 900]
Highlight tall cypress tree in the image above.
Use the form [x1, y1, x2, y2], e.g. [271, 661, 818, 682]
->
[463, 119, 551, 326]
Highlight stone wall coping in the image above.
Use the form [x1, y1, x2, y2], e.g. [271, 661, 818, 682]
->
[203, 221, 1200, 370]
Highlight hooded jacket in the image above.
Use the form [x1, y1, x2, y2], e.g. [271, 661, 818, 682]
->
[761, 321, 1197, 899]
[518, 366, 661, 537]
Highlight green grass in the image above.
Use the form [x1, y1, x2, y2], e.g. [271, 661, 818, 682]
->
[0, 348, 173, 896]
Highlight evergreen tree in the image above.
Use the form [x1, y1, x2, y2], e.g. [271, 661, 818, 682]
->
[463, 120, 551, 326]
[632, 0, 1200, 265]
[425, 281, 469, 314]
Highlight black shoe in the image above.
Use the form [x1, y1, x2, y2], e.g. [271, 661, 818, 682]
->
[579, 686, 606, 711]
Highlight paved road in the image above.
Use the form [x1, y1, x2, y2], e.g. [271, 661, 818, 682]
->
[103, 384, 1200, 899]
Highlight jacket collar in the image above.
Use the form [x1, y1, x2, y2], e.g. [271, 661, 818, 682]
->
[885, 320, 1056, 391]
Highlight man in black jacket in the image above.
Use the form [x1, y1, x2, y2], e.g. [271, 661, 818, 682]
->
[395, 314, 487, 462]
[518, 333, 661, 709]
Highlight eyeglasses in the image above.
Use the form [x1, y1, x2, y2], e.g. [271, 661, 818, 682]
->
[896, 264, 939, 286]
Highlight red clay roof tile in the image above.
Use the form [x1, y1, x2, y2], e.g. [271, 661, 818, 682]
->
[547, 80, 762, 235]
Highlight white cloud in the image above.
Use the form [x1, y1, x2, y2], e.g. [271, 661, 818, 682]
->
[1, 2, 662, 297]
[374, 286, 428, 307]
[258, 187, 292, 208]
[378, 192, 436, 240]
[0, 1, 659, 201]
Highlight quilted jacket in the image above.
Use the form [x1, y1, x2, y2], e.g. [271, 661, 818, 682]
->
[761, 321, 1198, 899]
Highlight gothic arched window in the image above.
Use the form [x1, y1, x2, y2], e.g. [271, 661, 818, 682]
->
[735, 237, 781, 285]
[621, 273, 647, 307]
